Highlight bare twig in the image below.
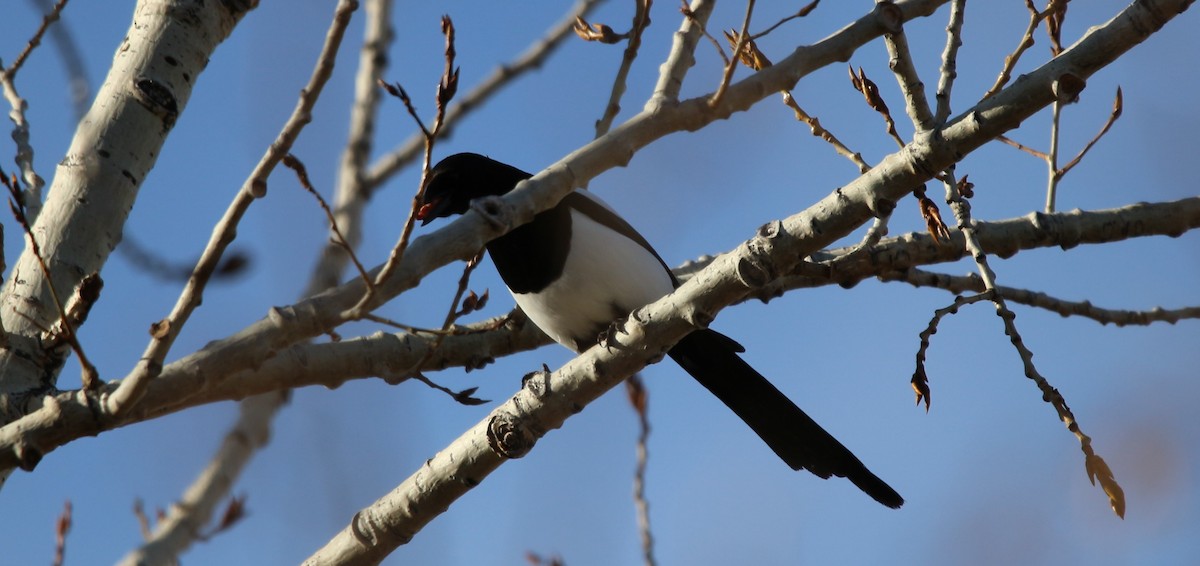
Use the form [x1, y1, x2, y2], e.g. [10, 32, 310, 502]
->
[982, 0, 1043, 99]
[359, 16, 459, 315]
[399, 248, 488, 378]
[314, 0, 394, 294]
[708, 0, 755, 108]
[996, 134, 1049, 159]
[410, 373, 488, 405]
[911, 291, 993, 410]
[878, 0, 1125, 516]
[1045, 97, 1064, 212]
[725, 32, 868, 172]
[995, 296, 1126, 518]
[283, 154, 372, 289]
[1057, 86, 1122, 177]
[5, 0, 70, 78]
[748, 0, 819, 41]
[626, 375, 656, 566]
[26, 0, 90, 118]
[2, 169, 98, 389]
[594, 0, 653, 138]
[884, 267, 1200, 326]
[52, 500, 71, 566]
[681, 1, 729, 66]
[938, 164, 1124, 517]
[133, 499, 154, 540]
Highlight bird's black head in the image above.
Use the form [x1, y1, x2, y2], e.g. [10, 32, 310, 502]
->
[416, 153, 533, 226]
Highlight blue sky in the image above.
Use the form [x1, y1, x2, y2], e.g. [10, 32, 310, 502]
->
[2, 1, 1199, 565]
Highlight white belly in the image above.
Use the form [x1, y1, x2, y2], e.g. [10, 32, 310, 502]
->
[512, 199, 674, 352]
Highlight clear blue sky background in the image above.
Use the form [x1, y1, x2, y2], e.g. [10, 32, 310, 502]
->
[2, 1, 1199, 565]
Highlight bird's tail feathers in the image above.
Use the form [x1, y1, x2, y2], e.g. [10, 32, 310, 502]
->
[667, 329, 903, 509]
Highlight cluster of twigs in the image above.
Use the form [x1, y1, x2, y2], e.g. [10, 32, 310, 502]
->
[4, 0, 1196, 563]
[691, 0, 1130, 519]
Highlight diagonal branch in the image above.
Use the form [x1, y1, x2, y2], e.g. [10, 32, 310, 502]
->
[884, 268, 1200, 326]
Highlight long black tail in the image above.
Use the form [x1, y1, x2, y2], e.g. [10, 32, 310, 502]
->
[667, 329, 903, 509]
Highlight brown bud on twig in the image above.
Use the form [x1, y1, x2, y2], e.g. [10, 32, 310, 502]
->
[723, 30, 772, 71]
[849, 65, 900, 143]
[957, 175, 974, 199]
[574, 16, 628, 44]
[918, 195, 951, 243]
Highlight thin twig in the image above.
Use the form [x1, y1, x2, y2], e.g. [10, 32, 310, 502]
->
[682, 1, 729, 66]
[626, 375, 656, 566]
[996, 134, 1049, 159]
[982, 0, 1043, 99]
[889, 3, 1127, 515]
[409, 373, 487, 405]
[0, 69, 45, 224]
[117, 392, 287, 565]
[133, 500, 153, 540]
[315, 0, 394, 294]
[708, 0, 754, 108]
[939, 166, 1125, 518]
[1057, 86, 1122, 177]
[884, 267, 1200, 327]
[911, 291, 993, 409]
[26, 0, 90, 118]
[357, 16, 458, 315]
[401, 248, 487, 375]
[1045, 98, 1063, 212]
[52, 500, 72, 566]
[5, 0, 70, 78]
[725, 32, 869, 173]
[2, 168, 98, 389]
[594, 0, 653, 138]
[747, 0, 818, 41]
[283, 154, 373, 289]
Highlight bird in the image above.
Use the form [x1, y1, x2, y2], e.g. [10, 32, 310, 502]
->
[417, 152, 903, 509]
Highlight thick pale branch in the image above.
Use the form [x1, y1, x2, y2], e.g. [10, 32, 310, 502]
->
[700, 197, 1200, 299]
[0, 0, 256, 423]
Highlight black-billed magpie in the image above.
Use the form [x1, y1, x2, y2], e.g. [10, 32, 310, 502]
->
[417, 152, 903, 508]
